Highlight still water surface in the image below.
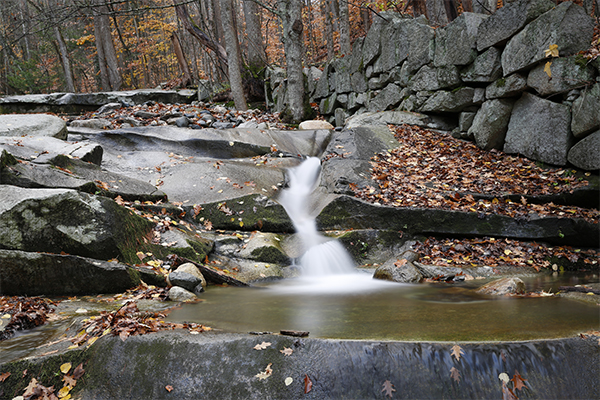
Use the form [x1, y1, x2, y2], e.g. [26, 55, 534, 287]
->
[166, 272, 599, 342]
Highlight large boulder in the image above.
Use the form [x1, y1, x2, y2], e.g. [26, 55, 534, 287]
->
[420, 87, 477, 113]
[485, 73, 528, 99]
[0, 114, 67, 139]
[501, 2, 595, 76]
[409, 65, 461, 91]
[434, 12, 488, 67]
[476, 0, 555, 51]
[571, 83, 600, 139]
[567, 130, 600, 170]
[367, 83, 403, 111]
[460, 47, 503, 83]
[527, 56, 596, 96]
[0, 250, 139, 296]
[344, 111, 455, 131]
[0, 186, 154, 261]
[476, 277, 525, 296]
[373, 258, 422, 283]
[504, 93, 573, 166]
[469, 98, 515, 150]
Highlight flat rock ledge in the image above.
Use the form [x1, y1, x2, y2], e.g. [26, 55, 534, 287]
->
[0, 332, 597, 399]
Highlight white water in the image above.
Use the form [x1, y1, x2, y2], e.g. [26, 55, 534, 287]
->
[278, 157, 396, 294]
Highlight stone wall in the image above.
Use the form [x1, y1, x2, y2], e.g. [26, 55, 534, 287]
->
[265, 0, 599, 170]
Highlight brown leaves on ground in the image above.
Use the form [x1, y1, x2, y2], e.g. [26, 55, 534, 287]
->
[413, 237, 598, 271]
[18, 362, 85, 400]
[255, 363, 273, 380]
[0, 296, 57, 341]
[304, 374, 313, 393]
[351, 124, 598, 224]
[70, 300, 209, 347]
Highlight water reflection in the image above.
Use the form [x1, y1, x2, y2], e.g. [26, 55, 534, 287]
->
[165, 274, 599, 342]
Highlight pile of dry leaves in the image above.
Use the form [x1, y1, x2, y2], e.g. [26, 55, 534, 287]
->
[352, 124, 598, 223]
[413, 237, 599, 271]
[0, 297, 57, 341]
[69, 300, 209, 348]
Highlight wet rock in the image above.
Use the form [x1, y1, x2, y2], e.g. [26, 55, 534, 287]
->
[168, 270, 201, 292]
[236, 232, 290, 265]
[0, 135, 103, 165]
[0, 114, 67, 139]
[373, 259, 422, 283]
[134, 110, 160, 119]
[0, 249, 138, 296]
[476, 277, 525, 295]
[167, 286, 197, 302]
[175, 262, 207, 290]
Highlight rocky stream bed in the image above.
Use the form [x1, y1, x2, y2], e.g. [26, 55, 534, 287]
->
[0, 92, 598, 399]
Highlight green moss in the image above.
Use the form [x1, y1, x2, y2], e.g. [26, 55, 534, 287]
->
[496, 77, 506, 87]
[0, 149, 17, 169]
[573, 54, 588, 69]
[250, 246, 290, 265]
[0, 349, 90, 399]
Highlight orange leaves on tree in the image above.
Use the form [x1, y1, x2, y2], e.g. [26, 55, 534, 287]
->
[381, 380, 396, 398]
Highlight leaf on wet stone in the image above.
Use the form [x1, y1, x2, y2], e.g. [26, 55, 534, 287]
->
[165, 385, 174, 392]
[544, 62, 552, 78]
[450, 367, 460, 383]
[280, 347, 293, 356]
[60, 362, 72, 374]
[58, 385, 72, 398]
[498, 372, 510, 383]
[72, 363, 85, 380]
[253, 341, 272, 350]
[0, 372, 10, 382]
[381, 380, 396, 398]
[304, 374, 313, 393]
[544, 44, 559, 58]
[511, 370, 527, 391]
[255, 363, 273, 380]
[63, 374, 77, 388]
[451, 345, 464, 361]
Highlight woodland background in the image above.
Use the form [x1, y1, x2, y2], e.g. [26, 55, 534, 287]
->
[0, 0, 595, 103]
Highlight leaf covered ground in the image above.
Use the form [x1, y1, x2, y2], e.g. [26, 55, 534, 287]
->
[352, 124, 598, 223]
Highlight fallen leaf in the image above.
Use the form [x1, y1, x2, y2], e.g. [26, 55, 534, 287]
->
[544, 61, 552, 78]
[450, 366, 460, 383]
[451, 344, 464, 361]
[544, 43, 559, 58]
[23, 377, 38, 397]
[165, 385, 173, 392]
[304, 374, 313, 393]
[381, 380, 396, 398]
[253, 341, 272, 350]
[72, 363, 85, 380]
[62, 374, 77, 388]
[280, 347, 293, 356]
[255, 363, 273, 380]
[284, 377, 293, 386]
[511, 370, 527, 391]
[60, 362, 72, 374]
[0, 372, 10, 382]
[136, 251, 147, 261]
[58, 385, 72, 398]
[502, 381, 519, 400]
[498, 372, 510, 383]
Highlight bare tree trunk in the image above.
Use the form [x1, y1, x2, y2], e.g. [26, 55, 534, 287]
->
[322, 0, 334, 60]
[171, 32, 192, 87]
[92, 0, 122, 91]
[360, 6, 371, 34]
[54, 26, 75, 92]
[221, 0, 247, 110]
[174, 0, 229, 77]
[338, 0, 350, 56]
[277, 0, 304, 123]
[243, 0, 265, 70]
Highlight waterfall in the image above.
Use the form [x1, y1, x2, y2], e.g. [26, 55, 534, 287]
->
[279, 157, 356, 276]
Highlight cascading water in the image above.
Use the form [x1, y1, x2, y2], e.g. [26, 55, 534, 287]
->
[278, 157, 394, 293]
[278, 157, 356, 277]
